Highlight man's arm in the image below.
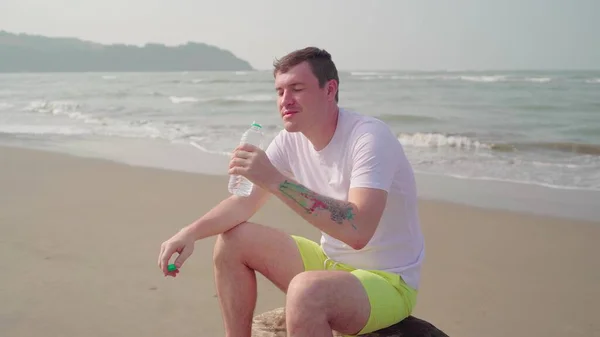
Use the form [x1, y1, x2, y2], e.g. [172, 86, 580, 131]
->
[158, 180, 270, 275]
[266, 176, 387, 250]
[180, 185, 270, 241]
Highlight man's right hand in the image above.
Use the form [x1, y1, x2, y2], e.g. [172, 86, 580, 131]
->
[158, 229, 196, 277]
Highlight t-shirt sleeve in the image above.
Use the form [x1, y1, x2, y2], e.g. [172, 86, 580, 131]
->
[349, 122, 399, 192]
[265, 130, 293, 177]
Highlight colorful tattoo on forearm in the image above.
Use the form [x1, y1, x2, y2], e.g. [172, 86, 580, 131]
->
[278, 180, 357, 230]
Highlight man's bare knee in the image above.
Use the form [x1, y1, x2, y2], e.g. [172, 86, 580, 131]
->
[287, 272, 329, 303]
[213, 222, 249, 266]
[214, 221, 305, 293]
[286, 272, 331, 334]
[286, 273, 331, 316]
[213, 221, 254, 263]
[286, 271, 370, 336]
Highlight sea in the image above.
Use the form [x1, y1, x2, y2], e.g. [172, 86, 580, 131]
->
[1, 70, 599, 221]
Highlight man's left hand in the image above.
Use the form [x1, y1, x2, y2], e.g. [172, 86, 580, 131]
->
[229, 144, 282, 191]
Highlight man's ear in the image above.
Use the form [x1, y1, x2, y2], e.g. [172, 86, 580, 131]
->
[326, 79, 338, 101]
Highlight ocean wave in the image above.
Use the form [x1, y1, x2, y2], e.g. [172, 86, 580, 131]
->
[389, 75, 454, 81]
[169, 94, 273, 105]
[350, 74, 544, 83]
[188, 78, 273, 84]
[169, 96, 199, 104]
[6, 103, 273, 153]
[377, 113, 439, 123]
[501, 142, 600, 156]
[354, 75, 392, 81]
[529, 161, 581, 169]
[0, 124, 91, 136]
[398, 132, 600, 156]
[0, 89, 17, 96]
[3, 117, 186, 141]
[525, 77, 552, 83]
[585, 78, 600, 84]
[17, 100, 183, 140]
[459, 75, 506, 83]
[0, 102, 14, 110]
[398, 132, 489, 150]
[212, 94, 273, 104]
[24, 100, 82, 113]
[23, 100, 103, 125]
[350, 72, 383, 76]
[415, 170, 600, 192]
[11, 100, 272, 145]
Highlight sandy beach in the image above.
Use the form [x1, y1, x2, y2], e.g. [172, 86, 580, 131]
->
[1, 144, 599, 337]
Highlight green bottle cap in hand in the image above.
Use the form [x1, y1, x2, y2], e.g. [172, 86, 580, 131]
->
[167, 264, 178, 272]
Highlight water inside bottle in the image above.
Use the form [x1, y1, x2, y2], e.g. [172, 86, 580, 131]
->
[228, 122, 264, 196]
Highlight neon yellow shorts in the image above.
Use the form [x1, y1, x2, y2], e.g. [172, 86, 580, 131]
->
[291, 235, 418, 336]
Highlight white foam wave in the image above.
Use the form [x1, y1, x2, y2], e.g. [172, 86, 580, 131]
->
[530, 161, 580, 169]
[2, 118, 189, 141]
[169, 96, 199, 104]
[460, 75, 506, 83]
[16, 100, 191, 140]
[585, 78, 600, 84]
[219, 94, 273, 103]
[351, 72, 382, 76]
[101, 75, 117, 80]
[414, 169, 600, 192]
[526, 77, 551, 83]
[420, 171, 600, 192]
[24, 100, 81, 113]
[0, 124, 91, 136]
[398, 132, 489, 149]
[355, 76, 387, 81]
[389, 75, 453, 81]
[0, 102, 14, 110]
[352, 74, 555, 84]
[24, 100, 102, 125]
[169, 94, 274, 104]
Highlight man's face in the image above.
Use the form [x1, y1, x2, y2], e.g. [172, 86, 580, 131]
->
[274, 61, 336, 133]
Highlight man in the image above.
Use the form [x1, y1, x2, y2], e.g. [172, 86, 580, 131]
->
[158, 47, 425, 337]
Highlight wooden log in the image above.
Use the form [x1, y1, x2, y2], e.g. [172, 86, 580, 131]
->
[251, 307, 449, 337]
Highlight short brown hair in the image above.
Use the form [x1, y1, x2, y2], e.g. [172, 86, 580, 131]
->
[273, 47, 340, 102]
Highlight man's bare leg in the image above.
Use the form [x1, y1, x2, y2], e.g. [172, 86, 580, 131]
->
[213, 221, 305, 337]
[285, 271, 371, 337]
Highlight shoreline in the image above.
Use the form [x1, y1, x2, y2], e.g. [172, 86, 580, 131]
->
[2, 139, 599, 222]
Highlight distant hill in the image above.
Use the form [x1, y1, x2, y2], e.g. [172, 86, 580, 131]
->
[0, 31, 254, 72]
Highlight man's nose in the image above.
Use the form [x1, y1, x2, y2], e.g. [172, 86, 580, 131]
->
[281, 90, 295, 105]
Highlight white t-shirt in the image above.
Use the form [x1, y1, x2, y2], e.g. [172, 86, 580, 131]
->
[265, 108, 425, 290]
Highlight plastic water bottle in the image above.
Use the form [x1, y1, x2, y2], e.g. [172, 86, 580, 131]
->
[228, 121, 265, 197]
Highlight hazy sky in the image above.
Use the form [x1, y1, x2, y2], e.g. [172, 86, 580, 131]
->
[1, 0, 599, 70]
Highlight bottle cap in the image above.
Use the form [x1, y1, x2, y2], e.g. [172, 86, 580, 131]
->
[251, 121, 262, 128]
[167, 264, 178, 272]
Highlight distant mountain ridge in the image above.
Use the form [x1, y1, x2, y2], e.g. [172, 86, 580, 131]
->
[0, 31, 254, 72]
